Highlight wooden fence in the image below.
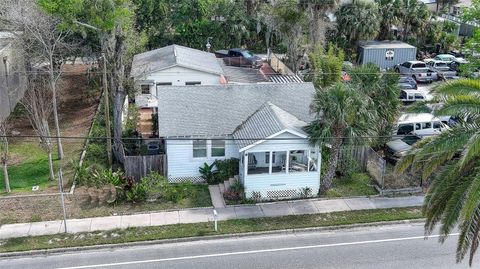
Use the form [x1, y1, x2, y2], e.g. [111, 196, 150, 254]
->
[124, 154, 166, 180]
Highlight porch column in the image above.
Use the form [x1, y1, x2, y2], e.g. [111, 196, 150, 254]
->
[268, 151, 273, 174]
[285, 150, 290, 174]
[244, 153, 248, 176]
[317, 148, 321, 173]
[307, 150, 311, 172]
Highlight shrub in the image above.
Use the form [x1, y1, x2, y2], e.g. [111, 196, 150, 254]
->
[229, 181, 244, 192]
[199, 162, 218, 184]
[125, 182, 147, 203]
[337, 150, 361, 178]
[214, 158, 239, 182]
[223, 181, 244, 203]
[299, 187, 313, 198]
[223, 189, 242, 201]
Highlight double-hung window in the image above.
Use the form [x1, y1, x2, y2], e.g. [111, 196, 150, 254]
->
[193, 140, 207, 158]
[211, 140, 225, 157]
[140, 85, 150, 94]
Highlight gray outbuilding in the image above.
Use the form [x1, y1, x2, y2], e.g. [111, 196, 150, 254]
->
[358, 41, 417, 70]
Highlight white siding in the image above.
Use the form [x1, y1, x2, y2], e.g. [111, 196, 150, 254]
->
[244, 172, 320, 199]
[166, 137, 238, 180]
[242, 131, 321, 199]
[244, 132, 311, 153]
[135, 66, 222, 108]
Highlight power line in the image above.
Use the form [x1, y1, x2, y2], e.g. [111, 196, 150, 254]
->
[0, 133, 442, 140]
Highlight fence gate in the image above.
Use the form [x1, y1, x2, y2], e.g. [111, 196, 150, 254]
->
[124, 154, 166, 180]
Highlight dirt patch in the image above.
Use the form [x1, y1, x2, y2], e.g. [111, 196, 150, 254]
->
[4, 64, 101, 194]
[0, 185, 116, 225]
[8, 64, 99, 138]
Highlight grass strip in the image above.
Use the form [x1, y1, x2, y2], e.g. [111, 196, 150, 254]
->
[0, 207, 422, 253]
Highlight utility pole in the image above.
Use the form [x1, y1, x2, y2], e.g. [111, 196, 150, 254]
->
[58, 167, 68, 233]
[102, 53, 112, 166]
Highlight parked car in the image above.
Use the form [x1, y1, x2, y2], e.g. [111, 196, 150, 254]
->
[398, 76, 417, 90]
[448, 58, 468, 75]
[433, 54, 456, 62]
[394, 113, 448, 137]
[385, 135, 422, 162]
[215, 48, 263, 68]
[395, 61, 438, 83]
[399, 89, 426, 104]
[438, 115, 460, 127]
[426, 60, 457, 80]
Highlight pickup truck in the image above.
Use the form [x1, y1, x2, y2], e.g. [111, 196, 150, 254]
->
[426, 60, 457, 80]
[215, 48, 263, 68]
[395, 61, 438, 83]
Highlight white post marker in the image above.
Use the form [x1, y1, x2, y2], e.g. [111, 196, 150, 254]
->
[213, 209, 218, 232]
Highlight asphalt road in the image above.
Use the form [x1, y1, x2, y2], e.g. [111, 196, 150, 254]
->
[0, 222, 476, 269]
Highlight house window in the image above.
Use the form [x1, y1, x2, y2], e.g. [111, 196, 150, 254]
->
[186, 81, 201, 86]
[140, 85, 150, 94]
[193, 140, 207, 158]
[156, 82, 172, 86]
[265, 152, 275, 164]
[211, 139, 225, 157]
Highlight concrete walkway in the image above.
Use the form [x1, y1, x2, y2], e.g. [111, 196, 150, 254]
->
[0, 196, 423, 240]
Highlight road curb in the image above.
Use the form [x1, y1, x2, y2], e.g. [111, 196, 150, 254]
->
[0, 218, 425, 259]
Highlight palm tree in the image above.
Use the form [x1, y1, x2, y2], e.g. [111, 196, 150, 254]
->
[348, 64, 401, 146]
[305, 82, 376, 192]
[335, 0, 381, 53]
[396, 79, 480, 266]
[398, 0, 430, 42]
[375, 0, 402, 40]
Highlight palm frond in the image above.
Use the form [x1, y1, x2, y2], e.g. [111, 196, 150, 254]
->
[423, 164, 461, 235]
[438, 174, 475, 242]
[435, 79, 480, 97]
[437, 96, 480, 121]
[459, 130, 480, 170]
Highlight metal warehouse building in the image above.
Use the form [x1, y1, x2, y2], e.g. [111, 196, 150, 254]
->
[358, 41, 417, 70]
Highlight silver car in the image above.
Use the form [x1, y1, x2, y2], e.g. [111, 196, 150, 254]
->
[426, 60, 457, 80]
[395, 61, 438, 83]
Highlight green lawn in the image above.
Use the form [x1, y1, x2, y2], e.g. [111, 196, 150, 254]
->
[323, 172, 378, 198]
[0, 142, 60, 193]
[0, 207, 422, 253]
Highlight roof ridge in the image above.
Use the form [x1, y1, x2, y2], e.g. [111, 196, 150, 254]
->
[265, 102, 283, 130]
[173, 44, 177, 61]
[233, 102, 280, 134]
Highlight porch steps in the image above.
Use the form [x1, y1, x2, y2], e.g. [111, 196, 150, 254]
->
[224, 180, 231, 191]
[219, 183, 226, 194]
[208, 185, 226, 208]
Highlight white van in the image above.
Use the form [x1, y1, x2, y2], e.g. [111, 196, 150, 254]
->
[395, 113, 448, 137]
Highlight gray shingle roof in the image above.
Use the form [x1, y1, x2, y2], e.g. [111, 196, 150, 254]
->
[130, 44, 223, 78]
[157, 83, 315, 138]
[232, 102, 307, 150]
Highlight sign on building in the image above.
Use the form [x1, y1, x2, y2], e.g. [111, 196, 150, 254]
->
[385, 49, 395, 60]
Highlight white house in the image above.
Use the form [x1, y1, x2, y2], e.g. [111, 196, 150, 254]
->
[130, 44, 226, 109]
[157, 83, 321, 200]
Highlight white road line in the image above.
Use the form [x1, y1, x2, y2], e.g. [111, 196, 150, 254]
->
[55, 233, 459, 269]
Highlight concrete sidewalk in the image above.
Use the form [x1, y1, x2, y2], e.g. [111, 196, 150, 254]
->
[0, 196, 423, 240]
